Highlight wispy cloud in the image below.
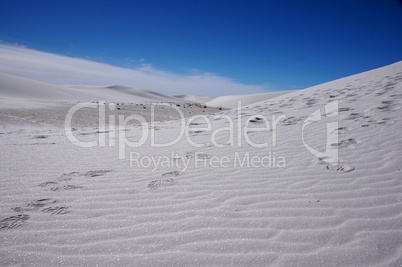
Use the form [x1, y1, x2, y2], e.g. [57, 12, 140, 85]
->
[0, 44, 270, 96]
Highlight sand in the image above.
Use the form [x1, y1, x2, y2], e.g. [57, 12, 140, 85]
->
[0, 61, 401, 266]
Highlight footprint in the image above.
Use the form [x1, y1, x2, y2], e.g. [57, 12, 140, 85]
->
[12, 199, 57, 212]
[326, 165, 354, 173]
[50, 185, 83, 191]
[315, 155, 339, 166]
[248, 117, 264, 123]
[389, 93, 402, 99]
[58, 170, 113, 181]
[79, 132, 93, 136]
[148, 178, 176, 190]
[34, 135, 48, 139]
[377, 101, 392, 111]
[376, 90, 389, 96]
[345, 113, 371, 120]
[42, 206, 70, 215]
[362, 117, 396, 127]
[59, 172, 80, 181]
[185, 152, 211, 159]
[0, 214, 29, 230]
[303, 97, 317, 106]
[338, 107, 351, 112]
[375, 100, 401, 112]
[83, 170, 113, 177]
[196, 152, 212, 159]
[346, 113, 360, 120]
[331, 127, 349, 134]
[162, 171, 181, 177]
[381, 118, 396, 125]
[11, 207, 26, 212]
[281, 116, 304, 126]
[317, 156, 330, 165]
[39, 181, 59, 187]
[331, 138, 357, 149]
[27, 198, 57, 208]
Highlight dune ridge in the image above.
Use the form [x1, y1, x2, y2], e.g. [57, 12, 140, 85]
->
[0, 72, 188, 108]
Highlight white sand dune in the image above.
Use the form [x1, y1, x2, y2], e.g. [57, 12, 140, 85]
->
[205, 91, 294, 108]
[0, 72, 186, 108]
[0, 72, 81, 101]
[173, 94, 215, 104]
[67, 84, 185, 103]
[0, 61, 401, 266]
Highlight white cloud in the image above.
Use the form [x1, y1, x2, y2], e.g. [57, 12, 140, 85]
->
[0, 44, 270, 96]
[139, 63, 153, 72]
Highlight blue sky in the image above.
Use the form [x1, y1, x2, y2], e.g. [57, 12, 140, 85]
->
[0, 0, 401, 96]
